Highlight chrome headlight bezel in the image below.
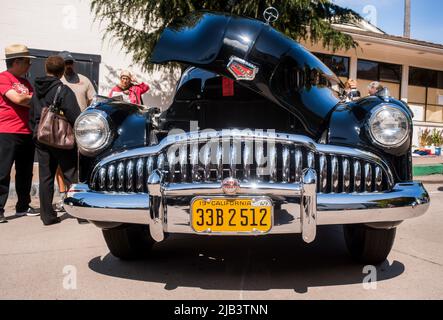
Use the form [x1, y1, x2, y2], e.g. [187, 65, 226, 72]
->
[367, 104, 411, 149]
[74, 110, 113, 156]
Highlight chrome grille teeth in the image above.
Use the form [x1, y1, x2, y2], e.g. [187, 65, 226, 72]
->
[282, 147, 290, 183]
[319, 154, 327, 192]
[98, 167, 106, 191]
[107, 165, 115, 190]
[126, 160, 134, 192]
[375, 166, 383, 192]
[365, 163, 372, 192]
[354, 160, 362, 192]
[243, 142, 252, 182]
[269, 143, 277, 182]
[136, 158, 144, 192]
[343, 158, 350, 193]
[117, 162, 125, 192]
[294, 149, 303, 182]
[94, 143, 389, 194]
[331, 156, 339, 193]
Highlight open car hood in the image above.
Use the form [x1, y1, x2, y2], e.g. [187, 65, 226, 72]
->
[151, 11, 342, 136]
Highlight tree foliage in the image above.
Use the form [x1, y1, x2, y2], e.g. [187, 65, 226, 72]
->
[91, 0, 361, 71]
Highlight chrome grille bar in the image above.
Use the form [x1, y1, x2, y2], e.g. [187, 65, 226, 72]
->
[117, 162, 124, 192]
[343, 158, 350, 193]
[354, 160, 362, 193]
[136, 158, 144, 192]
[107, 164, 115, 190]
[282, 146, 290, 183]
[331, 156, 339, 193]
[319, 154, 327, 192]
[365, 163, 372, 192]
[126, 160, 134, 192]
[294, 148, 303, 182]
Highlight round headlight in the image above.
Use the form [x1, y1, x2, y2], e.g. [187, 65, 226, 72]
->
[368, 105, 410, 148]
[75, 111, 112, 155]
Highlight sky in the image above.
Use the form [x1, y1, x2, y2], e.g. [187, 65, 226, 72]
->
[332, 0, 443, 44]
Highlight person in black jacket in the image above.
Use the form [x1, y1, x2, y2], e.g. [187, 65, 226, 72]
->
[30, 56, 81, 225]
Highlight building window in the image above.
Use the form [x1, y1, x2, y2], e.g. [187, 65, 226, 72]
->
[357, 59, 402, 83]
[409, 67, 443, 123]
[356, 59, 402, 99]
[314, 53, 350, 78]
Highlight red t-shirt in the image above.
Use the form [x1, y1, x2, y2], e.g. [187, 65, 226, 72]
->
[0, 71, 33, 134]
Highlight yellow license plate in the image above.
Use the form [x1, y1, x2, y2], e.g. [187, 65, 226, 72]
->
[191, 197, 273, 233]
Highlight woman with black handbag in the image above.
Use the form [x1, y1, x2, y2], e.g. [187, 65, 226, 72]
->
[29, 56, 81, 225]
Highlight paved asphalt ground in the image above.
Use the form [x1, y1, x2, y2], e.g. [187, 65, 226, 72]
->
[0, 182, 442, 300]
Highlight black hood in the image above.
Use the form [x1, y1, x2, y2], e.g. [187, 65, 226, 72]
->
[151, 11, 342, 137]
[34, 76, 62, 99]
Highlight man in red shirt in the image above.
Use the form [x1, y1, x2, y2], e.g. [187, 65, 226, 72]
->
[0, 44, 38, 223]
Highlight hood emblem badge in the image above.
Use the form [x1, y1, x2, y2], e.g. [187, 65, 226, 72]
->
[222, 177, 240, 195]
[227, 56, 258, 81]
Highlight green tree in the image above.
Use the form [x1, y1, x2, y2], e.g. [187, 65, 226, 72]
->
[91, 0, 361, 71]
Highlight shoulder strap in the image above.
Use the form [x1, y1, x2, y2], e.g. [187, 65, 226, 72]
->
[52, 85, 63, 107]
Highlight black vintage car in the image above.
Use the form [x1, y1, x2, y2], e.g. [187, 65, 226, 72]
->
[65, 11, 430, 264]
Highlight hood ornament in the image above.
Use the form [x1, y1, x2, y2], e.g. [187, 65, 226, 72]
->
[263, 7, 279, 25]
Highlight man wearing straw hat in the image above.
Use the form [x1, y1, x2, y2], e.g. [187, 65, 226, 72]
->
[0, 44, 38, 223]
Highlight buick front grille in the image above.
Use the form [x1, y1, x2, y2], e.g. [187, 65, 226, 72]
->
[90, 131, 394, 194]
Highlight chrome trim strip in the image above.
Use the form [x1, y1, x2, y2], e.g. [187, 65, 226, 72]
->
[164, 181, 303, 197]
[91, 130, 395, 188]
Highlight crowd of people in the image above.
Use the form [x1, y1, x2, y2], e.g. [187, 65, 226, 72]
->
[0, 44, 150, 226]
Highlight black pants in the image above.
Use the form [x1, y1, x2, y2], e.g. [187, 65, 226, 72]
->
[36, 143, 77, 224]
[0, 133, 35, 215]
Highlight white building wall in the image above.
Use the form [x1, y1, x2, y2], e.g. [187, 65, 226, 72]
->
[0, 0, 179, 109]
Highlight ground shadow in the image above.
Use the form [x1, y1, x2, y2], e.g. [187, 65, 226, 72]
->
[88, 226, 405, 293]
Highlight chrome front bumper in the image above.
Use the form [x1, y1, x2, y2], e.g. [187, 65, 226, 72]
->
[64, 169, 430, 243]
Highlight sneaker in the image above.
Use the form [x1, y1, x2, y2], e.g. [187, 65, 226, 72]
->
[16, 207, 40, 217]
[0, 214, 7, 224]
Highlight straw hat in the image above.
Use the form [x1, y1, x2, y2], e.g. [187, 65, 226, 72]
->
[3, 44, 36, 60]
[120, 70, 132, 79]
